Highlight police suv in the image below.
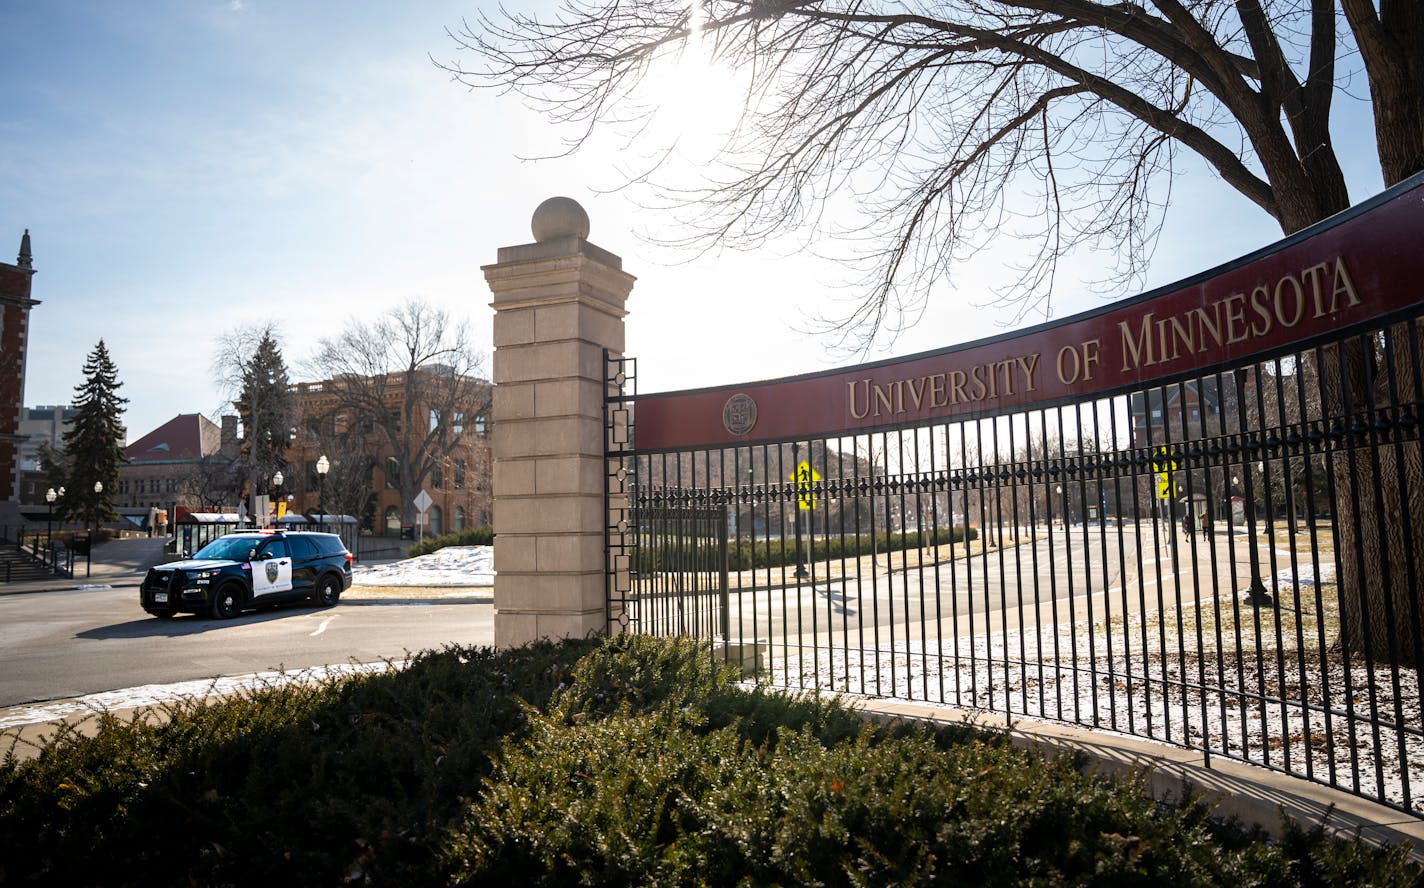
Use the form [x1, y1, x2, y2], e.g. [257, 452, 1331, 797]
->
[140, 530, 353, 619]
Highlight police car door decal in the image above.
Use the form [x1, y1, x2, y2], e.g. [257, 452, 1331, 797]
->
[251, 557, 294, 596]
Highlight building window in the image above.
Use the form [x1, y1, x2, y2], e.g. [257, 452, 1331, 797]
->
[430, 462, 444, 489]
[384, 506, 401, 535]
[454, 458, 466, 489]
[455, 506, 466, 531]
[385, 457, 401, 489]
[475, 414, 487, 435]
[430, 408, 441, 432]
[452, 411, 465, 434]
[428, 505, 443, 536]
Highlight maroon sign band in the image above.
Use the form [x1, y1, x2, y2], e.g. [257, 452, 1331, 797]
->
[631, 175, 1424, 452]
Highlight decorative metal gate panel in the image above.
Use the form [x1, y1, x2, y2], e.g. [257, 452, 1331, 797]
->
[607, 172, 1424, 815]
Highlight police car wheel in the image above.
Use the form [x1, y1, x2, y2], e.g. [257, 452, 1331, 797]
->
[211, 586, 242, 619]
[313, 576, 340, 608]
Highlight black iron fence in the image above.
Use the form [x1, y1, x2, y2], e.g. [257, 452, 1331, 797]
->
[606, 176, 1424, 816]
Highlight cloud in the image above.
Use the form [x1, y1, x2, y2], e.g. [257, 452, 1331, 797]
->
[229, 0, 245, 12]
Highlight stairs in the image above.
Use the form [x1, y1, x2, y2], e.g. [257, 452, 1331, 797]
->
[1, 550, 68, 583]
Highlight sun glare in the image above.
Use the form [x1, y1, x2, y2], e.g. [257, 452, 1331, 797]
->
[636, 1, 746, 163]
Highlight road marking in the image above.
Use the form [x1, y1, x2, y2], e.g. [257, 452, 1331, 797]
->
[310, 616, 336, 637]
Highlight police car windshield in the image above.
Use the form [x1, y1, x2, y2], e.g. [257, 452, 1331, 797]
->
[192, 537, 262, 562]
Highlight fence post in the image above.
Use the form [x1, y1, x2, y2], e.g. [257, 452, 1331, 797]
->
[483, 197, 635, 648]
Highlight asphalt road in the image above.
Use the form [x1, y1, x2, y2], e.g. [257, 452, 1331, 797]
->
[0, 584, 494, 708]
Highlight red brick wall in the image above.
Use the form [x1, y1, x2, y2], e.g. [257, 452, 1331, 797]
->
[0, 261, 36, 503]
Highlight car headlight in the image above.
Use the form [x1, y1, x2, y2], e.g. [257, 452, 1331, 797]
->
[190, 570, 218, 581]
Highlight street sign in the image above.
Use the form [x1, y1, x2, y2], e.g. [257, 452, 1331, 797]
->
[413, 489, 433, 515]
[790, 461, 820, 511]
[1156, 477, 1178, 500]
[1150, 447, 1178, 475]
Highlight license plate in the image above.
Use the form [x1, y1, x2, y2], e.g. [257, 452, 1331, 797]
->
[153, 591, 169, 603]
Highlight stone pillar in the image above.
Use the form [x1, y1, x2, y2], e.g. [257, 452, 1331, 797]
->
[483, 197, 635, 648]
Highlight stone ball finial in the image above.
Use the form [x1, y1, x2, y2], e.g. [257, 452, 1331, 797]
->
[531, 196, 590, 242]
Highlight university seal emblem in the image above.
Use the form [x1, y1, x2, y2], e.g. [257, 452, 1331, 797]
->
[722, 393, 757, 436]
[265, 562, 280, 584]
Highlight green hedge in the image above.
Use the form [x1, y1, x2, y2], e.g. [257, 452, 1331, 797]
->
[2, 636, 1417, 886]
[407, 525, 494, 558]
[637, 525, 979, 574]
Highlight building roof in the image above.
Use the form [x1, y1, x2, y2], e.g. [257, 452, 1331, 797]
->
[126, 414, 221, 463]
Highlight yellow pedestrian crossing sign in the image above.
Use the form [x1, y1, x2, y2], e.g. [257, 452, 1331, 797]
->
[1156, 477, 1178, 500]
[791, 461, 819, 510]
[1150, 447, 1178, 475]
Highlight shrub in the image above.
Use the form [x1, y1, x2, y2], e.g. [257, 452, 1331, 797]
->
[634, 525, 981, 574]
[406, 525, 494, 558]
[3, 636, 1419, 887]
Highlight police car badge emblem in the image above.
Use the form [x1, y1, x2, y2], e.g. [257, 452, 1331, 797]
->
[265, 562, 280, 583]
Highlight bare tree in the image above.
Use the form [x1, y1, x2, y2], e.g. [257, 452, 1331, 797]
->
[178, 455, 243, 512]
[449, 0, 1419, 338]
[309, 299, 492, 527]
[306, 435, 376, 528]
[452, 2, 1424, 662]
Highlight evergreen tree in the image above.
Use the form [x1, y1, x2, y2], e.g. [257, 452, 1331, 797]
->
[59, 340, 128, 534]
[231, 331, 295, 516]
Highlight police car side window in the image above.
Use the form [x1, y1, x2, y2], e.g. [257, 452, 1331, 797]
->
[288, 537, 318, 560]
[260, 540, 290, 560]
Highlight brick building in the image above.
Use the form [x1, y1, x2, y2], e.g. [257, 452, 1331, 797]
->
[116, 413, 233, 513]
[287, 375, 492, 537]
[0, 231, 38, 529]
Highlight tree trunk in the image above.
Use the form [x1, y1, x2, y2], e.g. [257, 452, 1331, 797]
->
[1320, 323, 1424, 666]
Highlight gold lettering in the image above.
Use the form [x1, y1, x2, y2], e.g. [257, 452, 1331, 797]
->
[1248, 287, 1272, 338]
[949, 370, 968, 404]
[1274, 275, 1305, 328]
[1224, 292, 1249, 344]
[1018, 353, 1040, 392]
[1194, 301, 1224, 350]
[1331, 256, 1362, 312]
[1056, 345, 1081, 385]
[906, 376, 928, 410]
[848, 380, 870, 420]
[1167, 314, 1194, 357]
[1302, 261, 1331, 317]
[969, 364, 988, 401]
[928, 373, 947, 408]
[1081, 339, 1101, 381]
[873, 383, 894, 417]
[1119, 314, 1155, 371]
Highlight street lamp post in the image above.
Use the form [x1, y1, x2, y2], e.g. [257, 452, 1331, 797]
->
[316, 455, 330, 530]
[272, 470, 284, 524]
[88, 481, 103, 577]
[1234, 368, 1271, 606]
[45, 487, 56, 570]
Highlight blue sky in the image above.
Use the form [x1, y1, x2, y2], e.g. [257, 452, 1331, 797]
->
[1, 1, 1386, 442]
